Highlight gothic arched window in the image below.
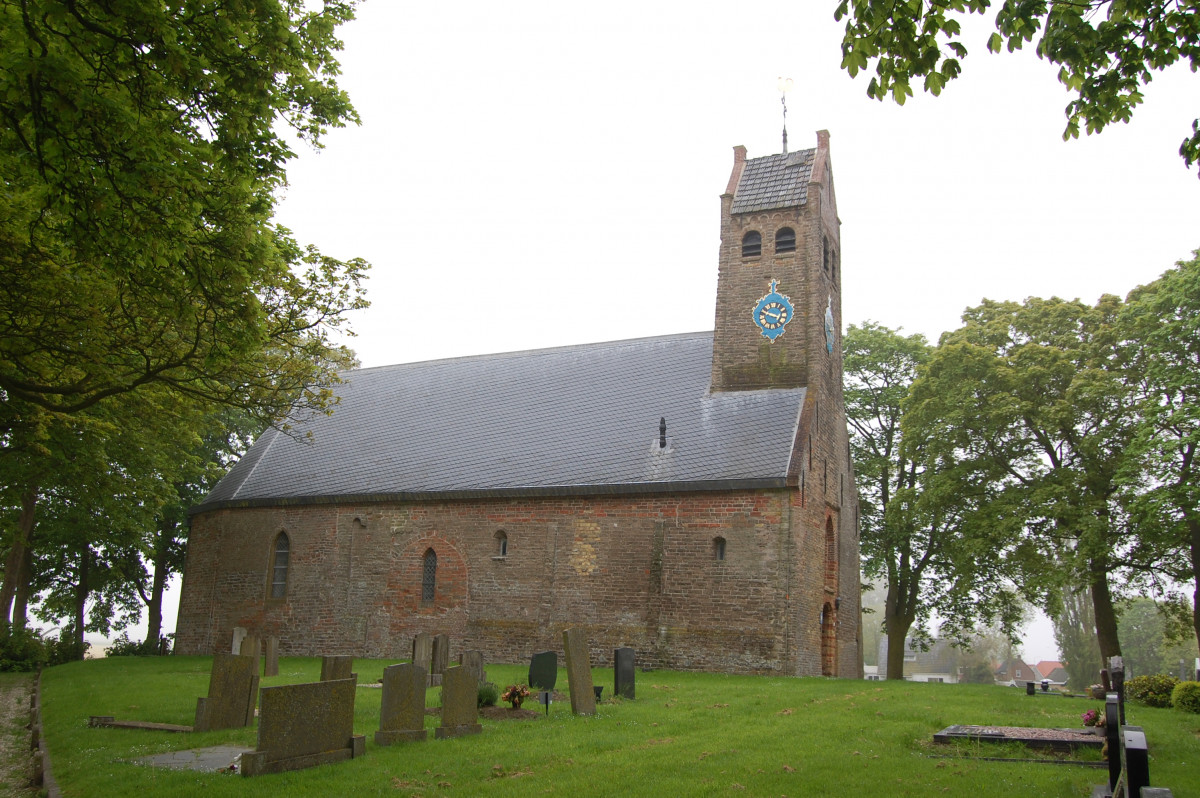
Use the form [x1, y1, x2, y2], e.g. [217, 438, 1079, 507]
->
[421, 548, 437, 604]
[269, 532, 289, 599]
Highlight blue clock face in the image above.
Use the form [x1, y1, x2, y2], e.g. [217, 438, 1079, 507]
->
[752, 280, 795, 341]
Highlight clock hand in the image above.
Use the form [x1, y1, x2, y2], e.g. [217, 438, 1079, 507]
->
[764, 309, 781, 320]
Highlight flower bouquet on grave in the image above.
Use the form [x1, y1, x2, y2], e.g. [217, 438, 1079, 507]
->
[501, 684, 531, 710]
[1081, 708, 1106, 728]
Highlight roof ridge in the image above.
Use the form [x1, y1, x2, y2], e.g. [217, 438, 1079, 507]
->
[345, 330, 715, 376]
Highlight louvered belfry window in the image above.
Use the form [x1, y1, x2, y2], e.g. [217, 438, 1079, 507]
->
[422, 549, 437, 603]
[775, 227, 796, 253]
[270, 533, 289, 599]
[742, 231, 762, 257]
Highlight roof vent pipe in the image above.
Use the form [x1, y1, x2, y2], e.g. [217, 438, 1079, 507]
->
[659, 417, 667, 449]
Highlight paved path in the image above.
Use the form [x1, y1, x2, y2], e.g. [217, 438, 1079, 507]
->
[0, 674, 37, 798]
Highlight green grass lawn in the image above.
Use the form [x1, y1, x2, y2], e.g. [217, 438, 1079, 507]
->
[39, 657, 1200, 797]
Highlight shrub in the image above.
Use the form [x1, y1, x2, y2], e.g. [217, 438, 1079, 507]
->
[105, 633, 173, 657]
[1171, 681, 1200, 714]
[1125, 673, 1179, 708]
[44, 631, 89, 666]
[0, 624, 47, 672]
[478, 682, 499, 708]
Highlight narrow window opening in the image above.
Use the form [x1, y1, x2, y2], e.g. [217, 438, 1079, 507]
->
[422, 548, 437, 604]
[741, 231, 762, 258]
[495, 530, 508, 557]
[775, 227, 795, 253]
[713, 536, 726, 561]
[269, 532, 289, 599]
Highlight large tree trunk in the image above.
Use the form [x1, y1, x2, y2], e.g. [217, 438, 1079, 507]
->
[883, 578, 915, 680]
[144, 521, 174, 649]
[1189, 517, 1200, 671]
[0, 486, 38, 624]
[1089, 556, 1122, 663]
[73, 546, 90, 658]
[11, 546, 33, 629]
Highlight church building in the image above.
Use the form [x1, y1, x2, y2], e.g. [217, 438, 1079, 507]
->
[176, 131, 862, 677]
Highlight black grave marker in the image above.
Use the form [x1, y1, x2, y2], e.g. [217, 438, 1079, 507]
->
[614, 647, 635, 700]
[529, 651, 557, 691]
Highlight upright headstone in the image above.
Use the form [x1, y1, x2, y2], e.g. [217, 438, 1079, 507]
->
[194, 653, 259, 732]
[435, 666, 482, 739]
[231, 626, 248, 655]
[239, 633, 261, 660]
[1104, 694, 1121, 793]
[375, 663, 428, 745]
[614, 647, 635, 700]
[529, 651, 558, 691]
[460, 650, 485, 685]
[412, 633, 432, 673]
[320, 655, 354, 682]
[430, 633, 449, 685]
[1109, 655, 1126, 725]
[562, 628, 596, 716]
[263, 636, 279, 678]
[240, 677, 365, 777]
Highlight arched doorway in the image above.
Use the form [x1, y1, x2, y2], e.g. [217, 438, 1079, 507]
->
[821, 601, 836, 676]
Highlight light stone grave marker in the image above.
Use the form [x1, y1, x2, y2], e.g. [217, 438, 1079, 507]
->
[430, 633, 449, 686]
[263, 636, 279, 677]
[230, 627, 247, 655]
[412, 633, 432, 674]
[240, 677, 365, 777]
[562, 628, 596, 716]
[375, 663, 428, 744]
[435, 666, 481, 739]
[460, 649, 485, 685]
[320, 655, 354, 682]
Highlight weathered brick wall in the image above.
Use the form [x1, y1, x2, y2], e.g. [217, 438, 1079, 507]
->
[176, 487, 851, 675]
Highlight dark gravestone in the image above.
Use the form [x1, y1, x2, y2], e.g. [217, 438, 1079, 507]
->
[194, 653, 259, 732]
[614, 647, 635, 700]
[412, 633, 432, 673]
[529, 651, 557, 691]
[375, 663, 427, 745]
[239, 634, 261, 660]
[1105, 694, 1121, 793]
[263, 637, 279, 678]
[320, 655, 354, 682]
[1026, 681, 1036, 696]
[241, 677, 365, 777]
[1109, 656, 1126, 725]
[1122, 727, 1149, 798]
[460, 650, 485, 685]
[435, 666, 481, 739]
[562, 628, 596, 716]
[430, 634, 449, 685]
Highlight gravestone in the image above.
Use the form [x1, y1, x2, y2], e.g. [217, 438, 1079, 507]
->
[375, 663, 428, 744]
[194, 653, 259, 732]
[435, 666, 481, 739]
[263, 637, 279, 678]
[460, 650, 485, 685]
[430, 633, 449, 685]
[239, 633, 261, 660]
[562, 628, 596, 716]
[529, 651, 557, 691]
[1109, 656, 1126, 725]
[614, 647, 635, 700]
[320, 655, 354, 682]
[231, 627, 247, 655]
[412, 633, 432, 673]
[240, 677, 365, 777]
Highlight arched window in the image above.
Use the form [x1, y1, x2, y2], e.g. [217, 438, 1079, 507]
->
[495, 530, 508, 557]
[713, 536, 726, 561]
[774, 227, 795, 253]
[269, 532, 289, 599]
[421, 548, 437, 604]
[741, 231, 761, 258]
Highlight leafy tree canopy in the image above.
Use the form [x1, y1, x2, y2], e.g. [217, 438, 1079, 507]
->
[0, 0, 369, 427]
[835, 0, 1200, 174]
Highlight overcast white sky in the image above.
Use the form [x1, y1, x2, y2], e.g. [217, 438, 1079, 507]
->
[143, 1, 1199, 665]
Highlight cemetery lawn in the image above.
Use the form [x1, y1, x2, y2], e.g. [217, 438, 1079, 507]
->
[41, 657, 1199, 797]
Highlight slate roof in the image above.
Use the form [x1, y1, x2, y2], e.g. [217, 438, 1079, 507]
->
[196, 332, 806, 512]
[730, 149, 815, 214]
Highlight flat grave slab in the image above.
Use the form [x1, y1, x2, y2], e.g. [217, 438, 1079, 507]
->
[89, 717, 192, 733]
[933, 725, 1103, 752]
[133, 745, 252, 773]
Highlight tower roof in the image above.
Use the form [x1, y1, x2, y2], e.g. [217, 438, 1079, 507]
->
[730, 149, 816, 214]
[195, 332, 806, 512]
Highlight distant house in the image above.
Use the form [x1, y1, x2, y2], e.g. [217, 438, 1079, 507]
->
[1040, 665, 1069, 687]
[874, 636, 960, 683]
[995, 658, 1042, 687]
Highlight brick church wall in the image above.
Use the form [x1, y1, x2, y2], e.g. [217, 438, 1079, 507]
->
[176, 487, 840, 674]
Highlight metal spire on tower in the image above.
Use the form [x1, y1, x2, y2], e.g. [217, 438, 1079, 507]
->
[778, 77, 793, 155]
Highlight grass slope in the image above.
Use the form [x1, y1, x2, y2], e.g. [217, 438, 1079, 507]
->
[40, 657, 1200, 797]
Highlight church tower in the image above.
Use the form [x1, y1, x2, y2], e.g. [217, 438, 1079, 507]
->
[710, 130, 841, 394]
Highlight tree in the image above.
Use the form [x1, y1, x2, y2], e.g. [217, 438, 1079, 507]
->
[906, 295, 1138, 662]
[1119, 251, 1200, 659]
[1118, 597, 1196, 676]
[0, 2, 369, 425]
[835, 0, 1200, 174]
[1052, 584, 1103, 690]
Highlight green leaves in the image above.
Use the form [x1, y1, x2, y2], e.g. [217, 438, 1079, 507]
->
[837, 0, 1200, 175]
